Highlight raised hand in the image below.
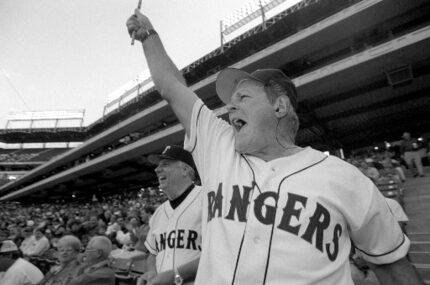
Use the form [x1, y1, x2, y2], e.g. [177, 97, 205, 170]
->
[126, 9, 154, 43]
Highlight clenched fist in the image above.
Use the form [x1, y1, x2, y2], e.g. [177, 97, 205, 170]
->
[126, 9, 155, 42]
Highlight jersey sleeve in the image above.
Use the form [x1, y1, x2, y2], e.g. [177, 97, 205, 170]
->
[347, 174, 410, 264]
[183, 100, 234, 184]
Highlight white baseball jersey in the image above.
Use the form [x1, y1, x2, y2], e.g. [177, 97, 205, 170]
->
[184, 100, 410, 285]
[144, 185, 203, 284]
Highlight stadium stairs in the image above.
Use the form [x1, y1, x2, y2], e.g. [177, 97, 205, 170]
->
[403, 166, 430, 283]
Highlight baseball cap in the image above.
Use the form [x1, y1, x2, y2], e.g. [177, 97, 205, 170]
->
[148, 145, 195, 169]
[216, 68, 298, 110]
[402, 132, 410, 139]
[0, 240, 18, 253]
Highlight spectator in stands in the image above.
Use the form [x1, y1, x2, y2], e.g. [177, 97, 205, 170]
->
[67, 219, 85, 240]
[401, 132, 425, 177]
[93, 223, 106, 236]
[140, 205, 154, 225]
[37, 235, 82, 285]
[0, 240, 44, 285]
[138, 146, 202, 285]
[359, 161, 380, 182]
[82, 215, 99, 237]
[380, 151, 406, 182]
[49, 218, 66, 248]
[100, 210, 112, 225]
[0, 229, 9, 243]
[114, 216, 132, 247]
[133, 205, 154, 252]
[23, 228, 50, 257]
[19, 226, 35, 252]
[125, 217, 140, 246]
[8, 225, 24, 248]
[68, 236, 115, 285]
[105, 214, 121, 237]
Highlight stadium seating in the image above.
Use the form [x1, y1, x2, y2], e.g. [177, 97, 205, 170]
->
[113, 257, 148, 285]
[376, 179, 404, 205]
[0, 148, 69, 163]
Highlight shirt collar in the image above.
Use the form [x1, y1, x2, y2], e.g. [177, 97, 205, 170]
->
[169, 184, 195, 209]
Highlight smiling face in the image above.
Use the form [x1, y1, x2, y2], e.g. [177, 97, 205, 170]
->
[154, 159, 184, 199]
[57, 239, 79, 265]
[227, 80, 278, 155]
[84, 240, 100, 265]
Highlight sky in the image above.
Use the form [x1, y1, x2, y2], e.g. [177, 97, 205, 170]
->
[0, 0, 255, 128]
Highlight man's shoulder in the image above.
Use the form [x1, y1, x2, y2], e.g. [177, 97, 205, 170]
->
[81, 263, 115, 279]
[71, 265, 115, 285]
[153, 202, 167, 215]
[91, 264, 115, 275]
[15, 257, 33, 268]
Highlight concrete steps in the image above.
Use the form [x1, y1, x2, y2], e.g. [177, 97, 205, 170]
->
[410, 251, 430, 264]
[410, 241, 430, 252]
[414, 264, 430, 283]
[403, 167, 430, 283]
[409, 233, 430, 242]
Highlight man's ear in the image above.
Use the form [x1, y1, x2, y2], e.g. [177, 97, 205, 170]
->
[181, 163, 189, 177]
[274, 95, 290, 118]
[96, 249, 102, 258]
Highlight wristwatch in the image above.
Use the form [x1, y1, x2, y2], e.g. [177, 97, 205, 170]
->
[141, 29, 158, 43]
[173, 267, 184, 285]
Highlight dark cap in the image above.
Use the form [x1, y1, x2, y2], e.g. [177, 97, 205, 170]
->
[216, 68, 298, 109]
[148, 145, 195, 169]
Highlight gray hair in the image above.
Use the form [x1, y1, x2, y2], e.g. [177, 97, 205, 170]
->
[180, 161, 196, 181]
[89, 236, 112, 259]
[58, 235, 82, 252]
[264, 80, 300, 139]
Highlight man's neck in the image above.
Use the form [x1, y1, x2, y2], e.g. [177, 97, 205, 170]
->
[166, 179, 194, 200]
[250, 142, 303, 162]
[169, 183, 195, 209]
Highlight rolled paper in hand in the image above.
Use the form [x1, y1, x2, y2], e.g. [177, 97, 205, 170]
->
[131, 0, 143, 45]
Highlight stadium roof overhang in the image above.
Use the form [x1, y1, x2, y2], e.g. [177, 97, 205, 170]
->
[1, 0, 430, 201]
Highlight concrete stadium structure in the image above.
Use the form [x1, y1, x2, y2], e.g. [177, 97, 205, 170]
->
[0, 0, 429, 201]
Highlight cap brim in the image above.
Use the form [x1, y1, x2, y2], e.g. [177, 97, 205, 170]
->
[147, 154, 175, 165]
[216, 68, 261, 104]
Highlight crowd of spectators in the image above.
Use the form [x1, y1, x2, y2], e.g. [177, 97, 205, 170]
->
[0, 189, 165, 284]
[347, 149, 407, 184]
[0, 152, 39, 163]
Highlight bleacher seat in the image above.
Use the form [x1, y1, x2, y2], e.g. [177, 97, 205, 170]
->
[376, 179, 404, 205]
[111, 258, 133, 285]
[129, 258, 147, 277]
[112, 256, 147, 285]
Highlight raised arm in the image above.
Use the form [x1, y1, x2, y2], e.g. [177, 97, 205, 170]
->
[126, 9, 199, 135]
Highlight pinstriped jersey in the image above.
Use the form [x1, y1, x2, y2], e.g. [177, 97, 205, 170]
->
[144, 185, 203, 283]
[184, 100, 409, 285]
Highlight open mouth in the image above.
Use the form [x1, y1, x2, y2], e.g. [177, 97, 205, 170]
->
[231, 118, 247, 132]
[158, 175, 167, 184]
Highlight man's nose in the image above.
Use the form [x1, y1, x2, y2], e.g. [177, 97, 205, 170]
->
[225, 102, 238, 113]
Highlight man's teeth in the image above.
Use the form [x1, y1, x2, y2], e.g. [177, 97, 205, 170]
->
[233, 119, 245, 127]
